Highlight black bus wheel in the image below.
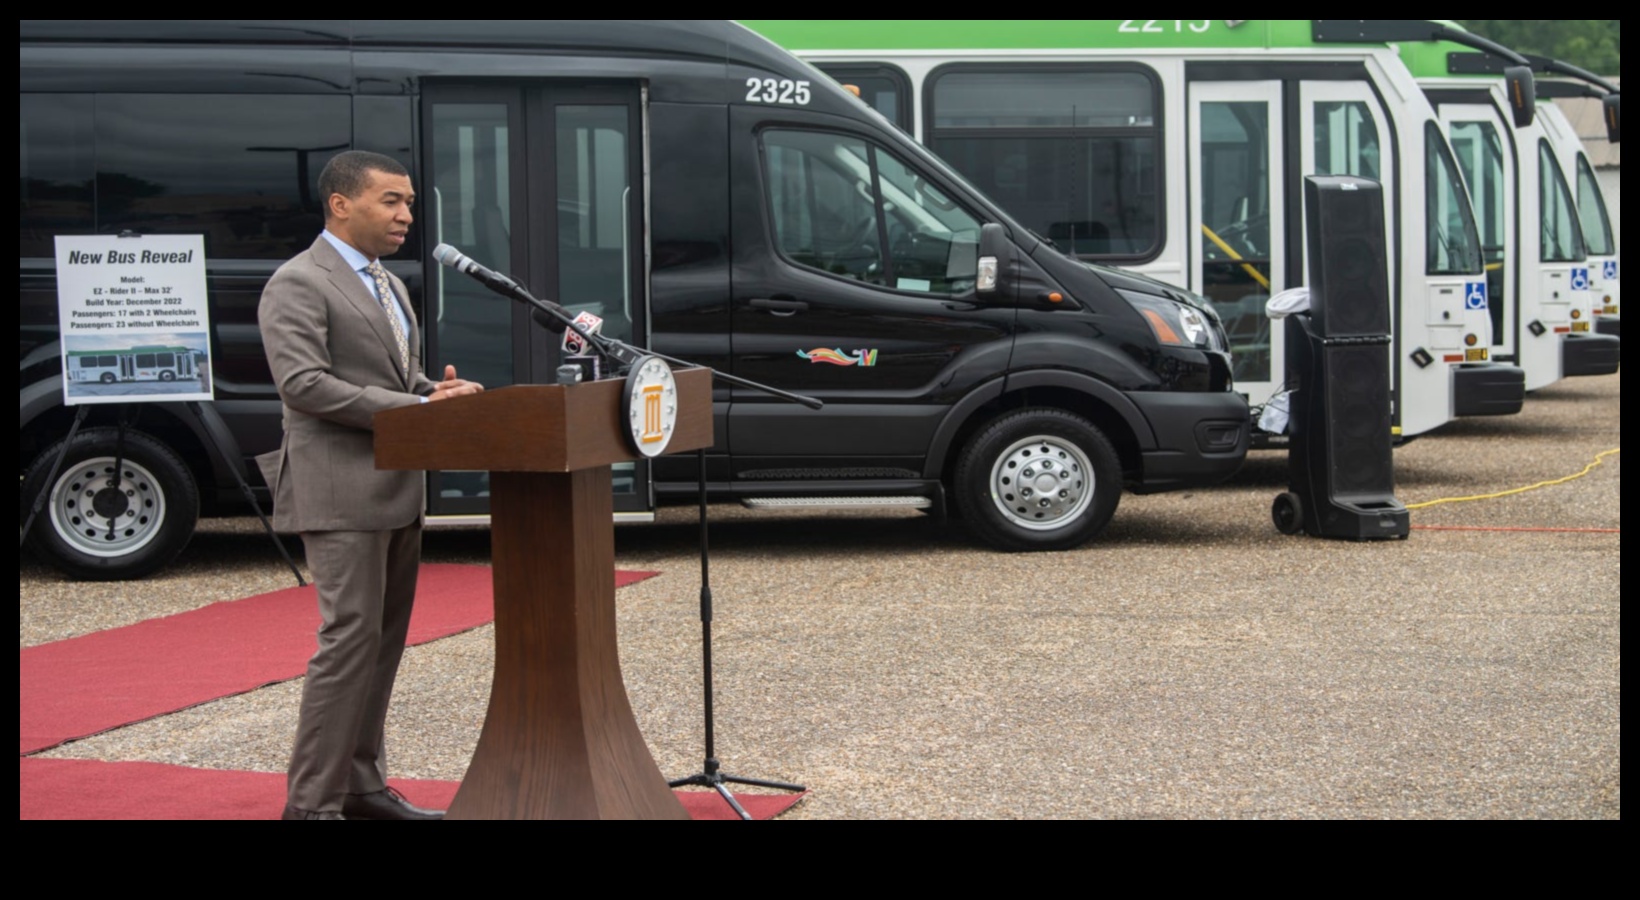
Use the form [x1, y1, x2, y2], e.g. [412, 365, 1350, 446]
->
[20, 426, 199, 580]
[952, 408, 1121, 552]
[100, 372, 116, 384]
[159, 370, 176, 382]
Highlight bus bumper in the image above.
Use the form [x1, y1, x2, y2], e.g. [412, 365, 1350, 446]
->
[1453, 362, 1525, 417]
[1127, 391, 1249, 494]
[1562, 332, 1621, 377]
[1595, 315, 1621, 338]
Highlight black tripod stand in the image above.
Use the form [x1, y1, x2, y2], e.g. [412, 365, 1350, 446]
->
[667, 448, 805, 818]
[432, 243, 810, 818]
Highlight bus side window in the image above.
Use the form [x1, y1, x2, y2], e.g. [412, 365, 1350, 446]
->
[927, 67, 1162, 260]
[764, 130, 889, 286]
[20, 94, 95, 258]
[94, 94, 349, 259]
[762, 129, 980, 295]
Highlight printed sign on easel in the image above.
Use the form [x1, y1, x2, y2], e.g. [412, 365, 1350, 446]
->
[55, 234, 213, 405]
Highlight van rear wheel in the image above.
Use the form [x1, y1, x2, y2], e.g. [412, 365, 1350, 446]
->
[953, 408, 1121, 552]
[20, 427, 199, 580]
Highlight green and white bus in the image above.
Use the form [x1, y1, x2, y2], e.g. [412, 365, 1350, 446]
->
[744, 19, 1530, 439]
[66, 345, 198, 383]
[1440, 47, 1620, 339]
[1540, 96, 1621, 338]
[1397, 34, 1620, 390]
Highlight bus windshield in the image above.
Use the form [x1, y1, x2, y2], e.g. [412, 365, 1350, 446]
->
[1573, 154, 1615, 257]
[1539, 140, 1587, 262]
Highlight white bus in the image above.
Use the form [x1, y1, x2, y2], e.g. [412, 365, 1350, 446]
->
[66, 345, 198, 384]
[745, 19, 1530, 442]
[1400, 35, 1621, 390]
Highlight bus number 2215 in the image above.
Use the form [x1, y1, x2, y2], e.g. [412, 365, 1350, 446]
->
[1119, 20, 1212, 33]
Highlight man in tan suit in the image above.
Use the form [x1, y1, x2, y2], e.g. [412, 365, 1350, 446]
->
[258, 150, 482, 820]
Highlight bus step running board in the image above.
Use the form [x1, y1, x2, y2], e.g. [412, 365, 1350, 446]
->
[741, 496, 931, 510]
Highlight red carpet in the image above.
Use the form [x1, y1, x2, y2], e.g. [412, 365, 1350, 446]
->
[19, 758, 806, 820]
[19, 564, 657, 754]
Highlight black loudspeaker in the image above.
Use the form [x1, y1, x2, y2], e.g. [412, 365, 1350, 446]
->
[1304, 175, 1390, 339]
[1322, 343, 1394, 498]
[1272, 175, 1407, 541]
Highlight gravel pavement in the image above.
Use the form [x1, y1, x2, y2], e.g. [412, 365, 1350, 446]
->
[21, 371, 1621, 818]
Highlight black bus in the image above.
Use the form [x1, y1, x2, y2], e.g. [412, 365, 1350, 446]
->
[20, 20, 1248, 579]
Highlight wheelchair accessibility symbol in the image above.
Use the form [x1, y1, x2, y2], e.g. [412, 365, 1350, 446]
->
[1464, 282, 1488, 310]
[1603, 260, 1619, 281]
[1570, 268, 1591, 291]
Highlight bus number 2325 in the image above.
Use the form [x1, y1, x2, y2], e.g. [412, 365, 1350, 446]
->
[745, 77, 811, 105]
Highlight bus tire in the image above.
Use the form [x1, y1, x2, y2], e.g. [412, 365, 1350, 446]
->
[100, 372, 116, 384]
[952, 408, 1121, 552]
[20, 426, 199, 581]
[159, 370, 176, 382]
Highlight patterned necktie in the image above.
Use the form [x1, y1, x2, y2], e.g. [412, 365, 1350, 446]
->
[366, 261, 410, 377]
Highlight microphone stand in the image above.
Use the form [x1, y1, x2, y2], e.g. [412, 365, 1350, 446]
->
[455, 260, 811, 818]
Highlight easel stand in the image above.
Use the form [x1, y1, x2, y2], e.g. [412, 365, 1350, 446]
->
[20, 405, 90, 552]
[21, 401, 304, 587]
[183, 402, 306, 585]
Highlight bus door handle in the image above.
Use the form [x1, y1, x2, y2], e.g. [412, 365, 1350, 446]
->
[749, 298, 809, 317]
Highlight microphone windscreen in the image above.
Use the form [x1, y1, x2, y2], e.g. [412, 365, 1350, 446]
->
[531, 307, 568, 335]
[432, 243, 463, 268]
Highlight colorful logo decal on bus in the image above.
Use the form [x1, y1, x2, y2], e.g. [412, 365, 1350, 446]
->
[797, 348, 878, 366]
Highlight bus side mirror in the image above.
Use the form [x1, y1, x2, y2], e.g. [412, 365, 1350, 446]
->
[976, 222, 1009, 295]
[1602, 93, 1621, 143]
[1503, 65, 1536, 128]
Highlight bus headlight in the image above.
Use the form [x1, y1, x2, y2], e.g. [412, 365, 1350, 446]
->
[1125, 294, 1222, 351]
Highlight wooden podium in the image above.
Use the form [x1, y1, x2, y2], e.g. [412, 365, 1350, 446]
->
[374, 367, 712, 819]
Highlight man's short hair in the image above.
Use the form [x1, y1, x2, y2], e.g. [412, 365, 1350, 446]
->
[318, 150, 410, 218]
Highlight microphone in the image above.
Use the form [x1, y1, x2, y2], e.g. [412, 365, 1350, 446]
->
[433, 242, 524, 296]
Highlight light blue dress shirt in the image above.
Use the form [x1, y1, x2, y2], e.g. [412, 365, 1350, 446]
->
[320, 230, 428, 401]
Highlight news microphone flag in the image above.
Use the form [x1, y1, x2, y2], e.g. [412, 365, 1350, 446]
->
[563, 310, 604, 355]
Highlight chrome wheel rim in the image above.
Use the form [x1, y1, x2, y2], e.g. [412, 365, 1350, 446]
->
[988, 435, 1093, 531]
[47, 456, 168, 557]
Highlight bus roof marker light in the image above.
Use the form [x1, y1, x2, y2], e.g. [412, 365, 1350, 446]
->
[1504, 65, 1537, 128]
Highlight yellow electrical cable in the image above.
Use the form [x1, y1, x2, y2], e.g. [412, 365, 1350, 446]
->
[1404, 448, 1620, 510]
[1199, 224, 1271, 290]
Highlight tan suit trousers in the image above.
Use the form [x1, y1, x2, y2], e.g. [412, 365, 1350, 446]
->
[286, 523, 423, 811]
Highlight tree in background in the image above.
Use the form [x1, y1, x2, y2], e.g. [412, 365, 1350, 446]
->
[1456, 20, 1620, 76]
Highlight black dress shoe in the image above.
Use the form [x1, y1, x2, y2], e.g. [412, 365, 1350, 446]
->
[342, 787, 444, 820]
[282, 805, 345, 820]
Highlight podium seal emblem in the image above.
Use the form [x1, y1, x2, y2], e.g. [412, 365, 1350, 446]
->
[623, 355, 678, 457]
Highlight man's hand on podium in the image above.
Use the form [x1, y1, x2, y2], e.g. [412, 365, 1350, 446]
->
[428, 364, 484, 402]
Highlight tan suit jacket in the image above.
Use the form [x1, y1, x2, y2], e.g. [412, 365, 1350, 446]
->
[257, 235, 436, 532]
